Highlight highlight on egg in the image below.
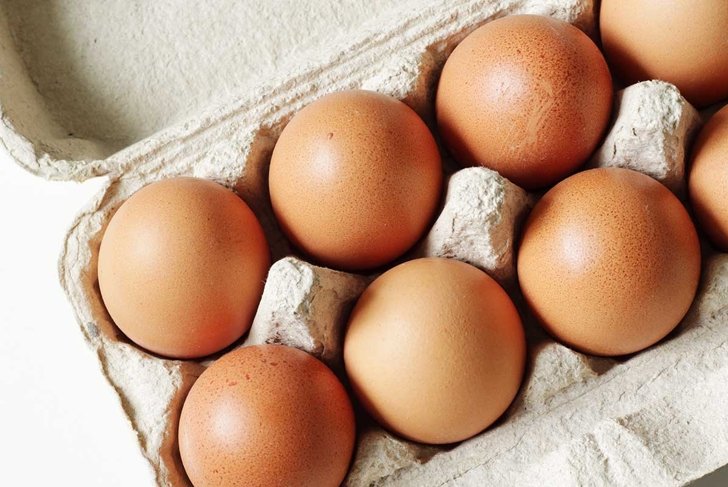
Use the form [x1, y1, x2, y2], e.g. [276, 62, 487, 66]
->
[518, 168, 701, 356]
[600, 0, 728, 107]
[344, 257, 526, 445]
[97, 177, 270, 359]
[179, 344, 356, 487]
[689, 105, 728, 250]
[436, 14, 613, 189]
[268, 89, 443, 272]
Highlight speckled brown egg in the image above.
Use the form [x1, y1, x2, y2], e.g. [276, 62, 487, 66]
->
[344, 258, 526, 445]
[601, 0, 728, 108]
[689, 105, 728, 250]
[436, 14, 612, 190]
[98, 177, 270, 359]
[268, 90, 442, 272]
[179, 344, 355, 487]
[518, 168, 701, 356]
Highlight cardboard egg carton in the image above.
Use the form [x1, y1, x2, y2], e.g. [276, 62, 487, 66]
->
[2, 1, 727, 485]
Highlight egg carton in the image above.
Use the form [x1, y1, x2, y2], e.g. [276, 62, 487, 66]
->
[2, 0, 728, 486]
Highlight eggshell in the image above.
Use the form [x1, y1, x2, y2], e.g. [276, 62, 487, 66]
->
[268, 89, 442, 272]
[600, 0, 728, 108]
[688, 105, 728, 250]
[343, 257, 526, 445]
[178, 344, 356, 487]
[98, 177, 270, 359]
[518, 168, 701, 356]
[436, 14, 612, 189]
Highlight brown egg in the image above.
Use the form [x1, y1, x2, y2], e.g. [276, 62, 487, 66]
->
[689, 105, 728, 250]
[98, 177, 270, 359]
[178, 344, 355, 487]
[344, 258, 525, 445]
[518, 168, 701, 356]
[436, 14, 612, 190]
[601, 0, 728, 108]
[268, 90, 442, 271]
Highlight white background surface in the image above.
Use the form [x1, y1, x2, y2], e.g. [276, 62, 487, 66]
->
[0, 149, 155, 486]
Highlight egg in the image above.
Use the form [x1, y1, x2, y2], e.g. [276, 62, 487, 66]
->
[343, 257, 525, 444]
[689, 105, 728, 250]
[518, 168, 701, 356]
[178, 344, 355, 487]
[436, 14, 612, 190]
[600, 0, 728, 108]
[268, 90, 442, 272]
[98, 177, 270, 359]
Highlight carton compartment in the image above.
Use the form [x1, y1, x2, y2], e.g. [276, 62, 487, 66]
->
[1, 0, 408, 154]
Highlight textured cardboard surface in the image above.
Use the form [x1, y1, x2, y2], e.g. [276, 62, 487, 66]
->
[589, 80, 701, 194]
